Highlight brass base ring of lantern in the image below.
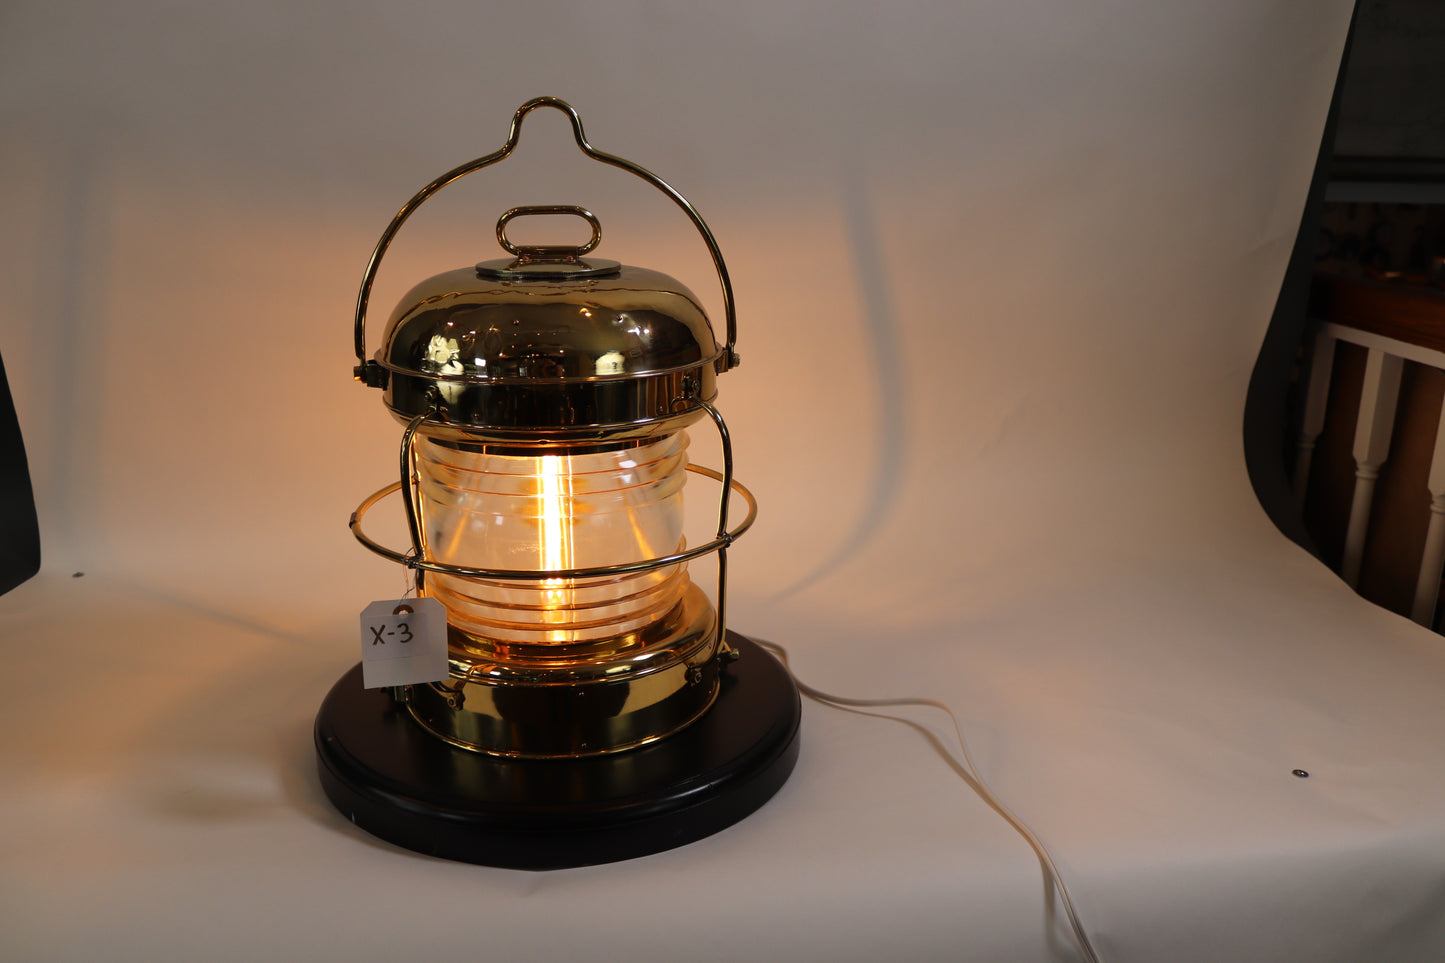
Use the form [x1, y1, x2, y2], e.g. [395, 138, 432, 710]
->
[314, 97, 800, 868]
[315, 631, 799, 869]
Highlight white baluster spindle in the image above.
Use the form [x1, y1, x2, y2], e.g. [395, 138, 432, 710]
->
[1294, 329, 1337, 508]
[1411, 393, 1445, 627]
[1341, 348, 1403, 589]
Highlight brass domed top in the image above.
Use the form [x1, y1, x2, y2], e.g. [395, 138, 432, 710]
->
[375, 209, 723, 444]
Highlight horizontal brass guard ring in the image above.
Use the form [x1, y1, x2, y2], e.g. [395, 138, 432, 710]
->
[350, 464, 757, 580]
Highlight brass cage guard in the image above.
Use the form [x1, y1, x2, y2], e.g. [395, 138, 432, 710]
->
[348, 397, 756, 650]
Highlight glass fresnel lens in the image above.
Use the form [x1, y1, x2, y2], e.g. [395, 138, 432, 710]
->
[315, 98, 800, 869]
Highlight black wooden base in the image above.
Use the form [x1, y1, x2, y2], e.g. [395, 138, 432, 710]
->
[314, 632, 801, 869]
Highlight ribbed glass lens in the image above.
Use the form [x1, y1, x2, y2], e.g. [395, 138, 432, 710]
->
[415, 432, 691, 645]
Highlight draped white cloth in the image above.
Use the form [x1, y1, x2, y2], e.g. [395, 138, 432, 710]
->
[8, 3, 1442, 961]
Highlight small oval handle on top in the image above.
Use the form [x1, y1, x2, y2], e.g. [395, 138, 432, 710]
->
[495, 205, 602, 261]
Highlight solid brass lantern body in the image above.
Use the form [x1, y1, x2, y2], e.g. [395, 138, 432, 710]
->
[346, 100, 755, 760]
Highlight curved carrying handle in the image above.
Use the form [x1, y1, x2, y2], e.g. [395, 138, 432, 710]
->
[353, 96, 739, 385]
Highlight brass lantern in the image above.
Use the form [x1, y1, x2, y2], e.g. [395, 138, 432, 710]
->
[315, 98, 801, 868]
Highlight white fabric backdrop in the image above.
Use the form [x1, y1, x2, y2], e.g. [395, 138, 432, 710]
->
[8, 2, 1443, 961]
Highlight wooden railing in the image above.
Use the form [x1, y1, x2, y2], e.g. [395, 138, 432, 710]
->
[1297, 275, 1445, 627]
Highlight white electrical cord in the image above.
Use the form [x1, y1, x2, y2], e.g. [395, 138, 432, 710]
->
[757, 640, 1103, 963]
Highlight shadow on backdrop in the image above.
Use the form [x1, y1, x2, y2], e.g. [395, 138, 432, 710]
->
[1243, 5, 1355, 556]
[0, 352, 41, 594]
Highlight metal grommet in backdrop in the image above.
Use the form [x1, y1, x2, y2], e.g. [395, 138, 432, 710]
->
[315, 97, 800, 869]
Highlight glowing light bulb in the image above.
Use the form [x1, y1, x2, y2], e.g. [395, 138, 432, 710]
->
[538, 452, 573, 638]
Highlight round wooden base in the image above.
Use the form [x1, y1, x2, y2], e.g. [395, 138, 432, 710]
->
[314, 632, 801, 869]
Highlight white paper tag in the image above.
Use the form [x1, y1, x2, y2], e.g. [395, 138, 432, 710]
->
[359, 597, 448, 689]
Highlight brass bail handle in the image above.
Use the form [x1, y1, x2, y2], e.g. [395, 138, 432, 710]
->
[496, 205, 602, 262]
[352, 96, 739, 387]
